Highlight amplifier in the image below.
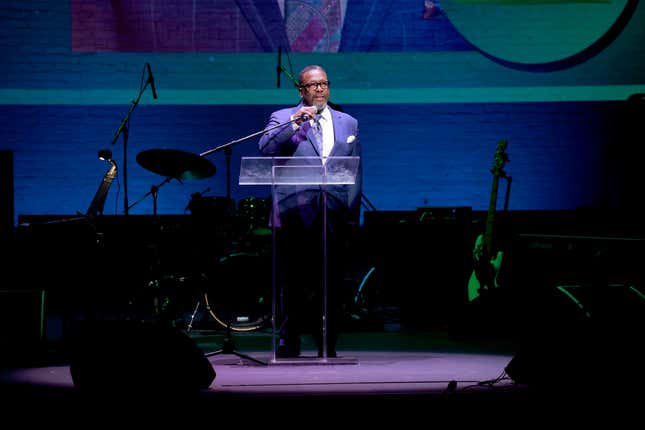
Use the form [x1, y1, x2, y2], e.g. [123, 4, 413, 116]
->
[510, 233, 645, 288]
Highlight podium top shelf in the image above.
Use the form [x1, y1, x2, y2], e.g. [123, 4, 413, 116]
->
[239, 156, 359, 186]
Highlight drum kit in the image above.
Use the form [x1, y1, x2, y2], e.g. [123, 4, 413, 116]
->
[133, 148, 272, 335]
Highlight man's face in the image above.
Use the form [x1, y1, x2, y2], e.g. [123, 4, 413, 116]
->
[299, 68, 330, 112]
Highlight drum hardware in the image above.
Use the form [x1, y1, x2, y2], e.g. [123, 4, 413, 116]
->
[184, 252, 271, 366]
[187, 193, 236, 219]
[129, 148, 216, 321]
[185, 296, 268, 366]
[136, 271, 194, 326]
[237, 196, 271, 236]
[201, 319, 267, 366]
[186, 300, 201, 332]
[131, 148, 216, 217]
[185, 125, 288, 364]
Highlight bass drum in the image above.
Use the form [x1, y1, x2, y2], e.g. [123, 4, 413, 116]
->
[203, 251, 272, 332]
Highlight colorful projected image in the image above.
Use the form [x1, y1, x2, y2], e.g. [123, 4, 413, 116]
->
[440, 0, 635, 70]
[71, 0, 473, 53]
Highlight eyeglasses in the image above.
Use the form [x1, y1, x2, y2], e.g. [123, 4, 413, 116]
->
[300, 81, 330, 91]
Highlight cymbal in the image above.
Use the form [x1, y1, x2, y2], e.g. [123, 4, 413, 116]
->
[136, 149, 216, 180]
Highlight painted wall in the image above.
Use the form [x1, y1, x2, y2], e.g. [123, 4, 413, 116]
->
[1, 1, 644, 227]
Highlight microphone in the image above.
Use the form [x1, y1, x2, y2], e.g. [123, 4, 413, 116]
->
[300, 106, 323, 122]
[146, 62, 158, 99]
[276, 47, 282, 88]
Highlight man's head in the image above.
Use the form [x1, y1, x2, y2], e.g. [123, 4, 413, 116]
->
[298, 65, 330, 113]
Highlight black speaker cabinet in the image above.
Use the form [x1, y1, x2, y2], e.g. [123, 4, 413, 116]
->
[0, 289, 45, 365]
[69, 321, 216, 392]
[505, 283, 645, 388]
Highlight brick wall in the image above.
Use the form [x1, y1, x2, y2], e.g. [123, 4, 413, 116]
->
[1, 1, 644, 226]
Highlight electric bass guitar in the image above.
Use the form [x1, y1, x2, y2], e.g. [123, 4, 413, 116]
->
[467, 140, 509, 302]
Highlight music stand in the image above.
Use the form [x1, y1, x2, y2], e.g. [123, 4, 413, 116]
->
[240, 156, 360, 364]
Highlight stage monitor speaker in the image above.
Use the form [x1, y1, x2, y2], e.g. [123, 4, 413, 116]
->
[69, 321, 216, 393]
[504, 283, 645, 389]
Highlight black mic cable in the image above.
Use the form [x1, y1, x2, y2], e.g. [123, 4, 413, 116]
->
[146, 62, 158, 99]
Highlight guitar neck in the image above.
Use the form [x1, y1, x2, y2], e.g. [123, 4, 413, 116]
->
[480, 139, 509, 258]
[87, 163, 117, 218]
[483, 175, 501, 256]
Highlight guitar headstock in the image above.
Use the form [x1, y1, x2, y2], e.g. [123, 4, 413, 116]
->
[491, 139, 509, 178]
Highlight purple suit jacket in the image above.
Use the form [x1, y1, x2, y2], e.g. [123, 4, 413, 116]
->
[258, 104, 362, 228]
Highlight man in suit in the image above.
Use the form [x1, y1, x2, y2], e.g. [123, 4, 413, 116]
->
[258, 65, 362, 358]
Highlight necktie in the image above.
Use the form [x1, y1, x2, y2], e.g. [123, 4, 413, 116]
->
[312, 115, 323, 155]
[284, 0, 342, 52]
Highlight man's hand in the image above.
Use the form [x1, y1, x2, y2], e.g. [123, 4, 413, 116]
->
[293, 106, 319, 126]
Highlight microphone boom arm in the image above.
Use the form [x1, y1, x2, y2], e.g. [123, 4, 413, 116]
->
[200, 116, 301, 158]
[199, 117, 303, 200]
[109, 63, 157, 215]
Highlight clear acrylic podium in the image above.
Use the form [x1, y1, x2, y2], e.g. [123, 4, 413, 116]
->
[240, 156, 360, 364]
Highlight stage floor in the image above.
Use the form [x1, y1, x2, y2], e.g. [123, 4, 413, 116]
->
[1, 328, 641, 425]
[0, 349, 516, 396]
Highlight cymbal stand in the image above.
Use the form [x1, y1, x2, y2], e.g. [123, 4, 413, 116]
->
[185, 299, 267, 366]
[186, 300, 201, 332]
[199, 130, 244, 206]
[204, 323, 267, 366]
[127, 176, 175, 218]
[127, 176, 176, 320]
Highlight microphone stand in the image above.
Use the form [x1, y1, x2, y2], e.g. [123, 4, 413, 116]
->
[126, 176, 175, 322]
[110, 64, 156, 216]
[199, 117, 301, 197]
[201, 118, 299, 157]
[277, 44, 299, 89]
[127, 176, 176, 219]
